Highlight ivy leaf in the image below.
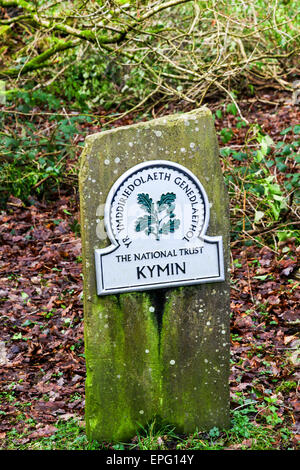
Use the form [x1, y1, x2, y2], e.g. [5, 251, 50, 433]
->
[280, 126, 293, 135]
[294, 125, 300, 134]
[137, 193, 153, 214]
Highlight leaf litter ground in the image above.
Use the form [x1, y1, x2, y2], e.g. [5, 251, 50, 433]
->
[0, 90, 299, 450]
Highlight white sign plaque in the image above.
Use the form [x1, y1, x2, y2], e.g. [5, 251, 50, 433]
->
[95, 160, 224, 295]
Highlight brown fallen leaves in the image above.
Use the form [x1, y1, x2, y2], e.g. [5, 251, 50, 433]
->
[230, 242, 299, 445]
[0, 90, 299, 449]
[1, 195, 299, 448]
[0, 195, 85, 436]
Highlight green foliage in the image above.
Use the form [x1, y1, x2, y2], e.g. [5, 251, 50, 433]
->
[51, 56, 121, 111]
[128, 397, 293, 450]
[0, 90, 93, 206]
[222, 123, 300, 245]
[226, 102, 238, 116]
[276, 381, 297, 394]
[1, 397, 295, 450]
[220, 128, 234, 144]
[129, 419, 179, 450]
[48, 52, 149, 112]
[15, 88, 61, 111]
[0, 0, 299, 214]
[1, 0, 299, 111]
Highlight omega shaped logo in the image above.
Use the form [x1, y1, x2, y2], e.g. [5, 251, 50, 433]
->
[95, 160, 224, 295]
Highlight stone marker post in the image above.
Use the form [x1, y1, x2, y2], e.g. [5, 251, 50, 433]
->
[79, 107, 230, 443]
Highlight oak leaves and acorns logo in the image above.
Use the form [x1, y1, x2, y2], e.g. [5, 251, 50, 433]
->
[135, 192, 180, 241]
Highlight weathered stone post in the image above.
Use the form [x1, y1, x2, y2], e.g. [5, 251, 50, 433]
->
[79, 107, 230, 442]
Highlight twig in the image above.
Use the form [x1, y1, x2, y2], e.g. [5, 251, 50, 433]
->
[104, 83, 162, 126]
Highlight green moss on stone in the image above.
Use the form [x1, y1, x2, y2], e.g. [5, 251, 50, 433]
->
[79, 107, 230, 442]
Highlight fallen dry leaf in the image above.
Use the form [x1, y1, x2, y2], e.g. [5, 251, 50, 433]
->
[28, 425, 58, 439]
